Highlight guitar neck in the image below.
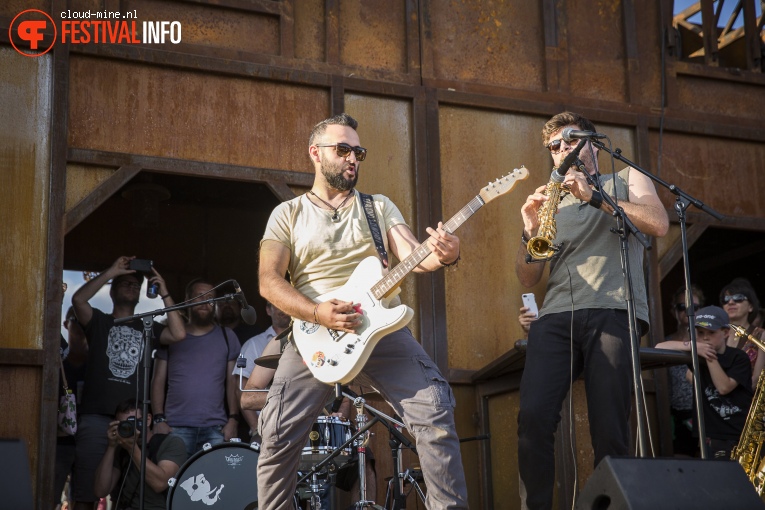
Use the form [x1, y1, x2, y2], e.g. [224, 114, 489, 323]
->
[371, 195, 486, 299]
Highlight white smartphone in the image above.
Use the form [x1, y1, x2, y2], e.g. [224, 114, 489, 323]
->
[522, 293, 539, 317]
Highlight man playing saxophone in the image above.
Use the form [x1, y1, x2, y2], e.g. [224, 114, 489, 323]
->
[515, 111, 669, 510]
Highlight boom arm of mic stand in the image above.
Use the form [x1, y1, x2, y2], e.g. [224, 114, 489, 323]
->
[589, 139, 724, 221]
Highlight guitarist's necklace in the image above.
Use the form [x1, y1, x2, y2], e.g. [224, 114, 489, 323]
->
[308, 189, 354, 222]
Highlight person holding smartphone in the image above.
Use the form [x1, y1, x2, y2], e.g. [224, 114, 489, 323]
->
[514, 112, 669, 510]
[70, 256, 185, 510]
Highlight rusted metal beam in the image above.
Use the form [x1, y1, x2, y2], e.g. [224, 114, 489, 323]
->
[64, 164, 142, 233]
[700, 0, 720, 66]
[658, 222, 709, 279]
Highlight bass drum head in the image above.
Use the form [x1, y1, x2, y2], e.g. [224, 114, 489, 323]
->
[167, 442, 259, 510]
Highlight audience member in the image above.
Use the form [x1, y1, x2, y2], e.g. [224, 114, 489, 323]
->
[70, 256, 184, 510]
[720, 278, 765, 387]
[93, 398, 187, 510]
[152, 278, 242, 456]
[657, 306, 753, 459]
[216, 289, 262, 345]
[54, 306, 88, 508]
[518, 306, 537, 337]
[235, 301, 291, 437]
[663, 285, 704, 457]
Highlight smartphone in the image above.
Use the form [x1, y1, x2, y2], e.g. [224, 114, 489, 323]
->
[129, 259, 153, 273]
[522, 293, 539, 317]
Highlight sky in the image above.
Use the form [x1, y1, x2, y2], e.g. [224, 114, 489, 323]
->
[674, 0, 762, 28]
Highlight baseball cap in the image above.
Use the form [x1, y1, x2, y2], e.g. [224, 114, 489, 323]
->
[695, 306, 729, 331]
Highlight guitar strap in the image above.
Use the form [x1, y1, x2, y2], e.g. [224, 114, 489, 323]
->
[358, 192, 389, 268]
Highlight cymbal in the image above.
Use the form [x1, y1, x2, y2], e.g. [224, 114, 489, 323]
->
[254, 354, 281, 369]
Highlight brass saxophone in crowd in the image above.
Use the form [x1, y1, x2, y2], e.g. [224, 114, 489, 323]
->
[526, 168, 569, 261]
[730, 323, 765, 498]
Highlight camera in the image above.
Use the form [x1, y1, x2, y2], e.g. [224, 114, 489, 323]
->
[117, 416, 144, 438]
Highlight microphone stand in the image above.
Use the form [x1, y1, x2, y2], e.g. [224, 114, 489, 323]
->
[114, 292, 244, 510]
[590, 139, 724, 459]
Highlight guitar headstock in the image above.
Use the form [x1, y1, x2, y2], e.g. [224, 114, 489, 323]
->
[478, 166, 530, 204]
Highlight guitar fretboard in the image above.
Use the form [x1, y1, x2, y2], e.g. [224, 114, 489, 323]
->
[371, 195, 486, 299]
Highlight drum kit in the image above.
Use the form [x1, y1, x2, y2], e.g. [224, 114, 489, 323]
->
[166, 353, 428, 509]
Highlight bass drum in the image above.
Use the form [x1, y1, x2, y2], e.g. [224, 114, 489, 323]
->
[167, 442, 260, 510]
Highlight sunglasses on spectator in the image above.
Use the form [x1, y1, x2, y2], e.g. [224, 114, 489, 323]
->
[674, 302, 699, 312]
[315, 143, 367, 161]
[722, 294, 748, 305]
[545, 138, 580, 154]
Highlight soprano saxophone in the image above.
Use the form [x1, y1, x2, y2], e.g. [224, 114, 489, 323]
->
[526, 168, 569, 261]
[730, 323, 765, 498]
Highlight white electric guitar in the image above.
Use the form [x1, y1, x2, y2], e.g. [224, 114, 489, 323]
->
[293, 167, 529, 384]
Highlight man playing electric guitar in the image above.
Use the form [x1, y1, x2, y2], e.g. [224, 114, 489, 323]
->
[256, 113, 469, 509]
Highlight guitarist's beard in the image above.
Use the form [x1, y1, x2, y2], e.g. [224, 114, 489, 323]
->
[321, 159, 358, 191]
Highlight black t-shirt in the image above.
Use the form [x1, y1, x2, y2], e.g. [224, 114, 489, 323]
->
[80, 309, 164, 415]
[693, 346, 753, 441]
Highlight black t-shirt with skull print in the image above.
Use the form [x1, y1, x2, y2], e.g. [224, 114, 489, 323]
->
[80, 308, 164, 415]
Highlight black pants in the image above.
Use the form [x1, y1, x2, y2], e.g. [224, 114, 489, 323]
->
[518, 309, 634, 510]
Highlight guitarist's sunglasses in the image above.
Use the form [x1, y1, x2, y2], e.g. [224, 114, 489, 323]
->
[315, 143, 367, 161]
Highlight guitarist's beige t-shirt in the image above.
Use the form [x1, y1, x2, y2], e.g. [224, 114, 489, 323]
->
[261, 190, 407, 302]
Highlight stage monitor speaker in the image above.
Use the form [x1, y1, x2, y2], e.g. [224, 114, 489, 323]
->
[0, 439, 34, 510]
[575, 456, 765, 510]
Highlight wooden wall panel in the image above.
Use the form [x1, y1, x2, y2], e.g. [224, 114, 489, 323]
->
[65, 164, 116, 212]
[125, 0, 280, 55]
[674, 75, 765, 121]
[488, 391, 520, 505]
[0, 47, 52, 351]
[453, 384, 482, 509]
[632, 0, 663, 106]
[0, 367, 41, 498]
[68, 56, 330, 172]
[564, 0, 628, 103]
[650, 131, 765, 218]
[344, 93, 420, 334]
[0, 1, 49, 17]
[339, 0, 408, 73]
[293, 0, 325, 61]
[439, 107, 549, 371]
[424, 1, 545, 91]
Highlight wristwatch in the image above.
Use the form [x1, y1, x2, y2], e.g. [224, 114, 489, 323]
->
[153, 413, 167, 424]
[229, 413, 241, 423]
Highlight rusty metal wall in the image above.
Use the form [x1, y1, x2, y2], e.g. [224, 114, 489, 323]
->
[0, 44, 52, 502]
[2, 0, 765, 507]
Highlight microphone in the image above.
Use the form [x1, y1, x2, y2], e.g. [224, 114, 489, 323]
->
[561, 127, 606, 142]
[232, 280, 258, 325]
[551, 139, 587, 181]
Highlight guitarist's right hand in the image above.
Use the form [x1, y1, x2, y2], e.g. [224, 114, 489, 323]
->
[316, 299, 362, 333]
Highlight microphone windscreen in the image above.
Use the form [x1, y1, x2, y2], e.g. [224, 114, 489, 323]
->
[240, 305, 258, 325]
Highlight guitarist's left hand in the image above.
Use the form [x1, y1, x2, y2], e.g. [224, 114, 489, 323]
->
[316, 299, 362, 333]
[426, 221, 460, 268]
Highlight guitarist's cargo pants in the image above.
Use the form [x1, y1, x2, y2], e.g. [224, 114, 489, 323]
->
[256, 327, 469, 509]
